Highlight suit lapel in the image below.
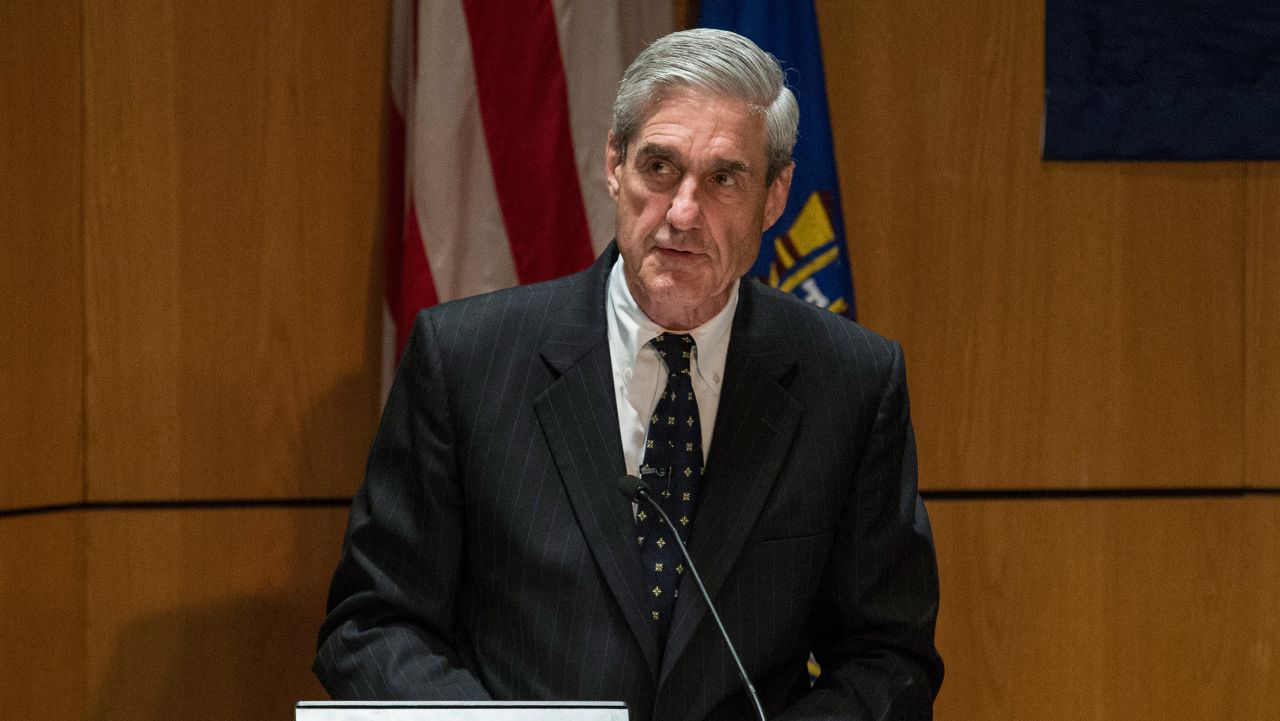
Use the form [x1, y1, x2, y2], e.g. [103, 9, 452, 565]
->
[532, 246, 663, 678]
[659, 282, 802, 683]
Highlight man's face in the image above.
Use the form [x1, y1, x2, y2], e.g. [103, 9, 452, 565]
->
[606, 86, 793, 330]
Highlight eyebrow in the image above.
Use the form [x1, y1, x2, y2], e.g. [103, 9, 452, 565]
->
[707, 158, 750, 176]
[634, 143, 753, 176]
[634, 142, 680, 164]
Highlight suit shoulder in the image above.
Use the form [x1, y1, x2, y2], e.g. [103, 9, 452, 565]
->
[746, 280, 903, 366]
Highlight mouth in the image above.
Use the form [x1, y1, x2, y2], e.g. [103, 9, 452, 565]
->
[653, 246, 702, 259]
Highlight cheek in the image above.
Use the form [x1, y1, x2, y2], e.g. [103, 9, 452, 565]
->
[730, 238, 759, 275]
[620, 180, 660, 220]
[712, 216, 763, 272]
[615, 193, 660, 260]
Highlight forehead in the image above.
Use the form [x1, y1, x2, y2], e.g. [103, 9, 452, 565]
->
[633, 87, 767, 164]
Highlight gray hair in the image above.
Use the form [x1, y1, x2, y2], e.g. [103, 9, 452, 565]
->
[611, 28, 799, 185]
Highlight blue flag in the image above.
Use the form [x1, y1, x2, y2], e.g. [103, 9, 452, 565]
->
[699, 0, 855, 319]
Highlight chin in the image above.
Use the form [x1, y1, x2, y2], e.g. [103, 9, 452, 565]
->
[656, 285, 724, 315]
[643, 270, 701, 297]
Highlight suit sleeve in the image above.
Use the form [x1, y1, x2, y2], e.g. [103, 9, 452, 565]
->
[313, 312, 492, 700]
[780, 340, 944, 720]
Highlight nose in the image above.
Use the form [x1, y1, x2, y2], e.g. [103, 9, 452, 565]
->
[665, 175, 702, 231]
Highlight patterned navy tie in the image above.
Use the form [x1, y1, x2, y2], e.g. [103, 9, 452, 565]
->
[636, 333, 703, 646]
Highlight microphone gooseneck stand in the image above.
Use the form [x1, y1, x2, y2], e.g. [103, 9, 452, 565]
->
[618, 474, 767, 721]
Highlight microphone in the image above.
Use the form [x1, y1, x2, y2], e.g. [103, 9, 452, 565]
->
[617, 475, 767, 721]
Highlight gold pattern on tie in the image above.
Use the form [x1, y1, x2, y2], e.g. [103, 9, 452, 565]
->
[635, 333, 704, 646]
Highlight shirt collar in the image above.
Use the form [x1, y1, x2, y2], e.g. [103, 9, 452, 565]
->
[606, 256, 737, 388]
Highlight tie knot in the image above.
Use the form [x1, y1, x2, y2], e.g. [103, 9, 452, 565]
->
[651, 333, 694, 375]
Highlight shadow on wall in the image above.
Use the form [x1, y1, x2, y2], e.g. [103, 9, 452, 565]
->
[78, 369, 368, 720]
[86, 594, 330, 721]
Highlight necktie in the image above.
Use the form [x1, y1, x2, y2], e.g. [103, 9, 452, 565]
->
[636, 333, 703, 645]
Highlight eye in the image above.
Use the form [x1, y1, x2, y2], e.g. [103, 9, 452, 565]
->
[711, 172, 737, 187]
[647, 159, 675, 175]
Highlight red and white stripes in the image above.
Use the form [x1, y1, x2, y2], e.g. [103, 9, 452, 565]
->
[383, 0, 672, 382]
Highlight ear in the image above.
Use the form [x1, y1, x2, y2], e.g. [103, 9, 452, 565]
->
[762, 161, 795, 230]
[604, 133, 622, 200]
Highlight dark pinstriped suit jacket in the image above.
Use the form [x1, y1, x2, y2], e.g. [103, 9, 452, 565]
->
[314, 244, 943, 721]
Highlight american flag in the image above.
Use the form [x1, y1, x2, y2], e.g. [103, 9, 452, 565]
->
[382, 0, 672, 386]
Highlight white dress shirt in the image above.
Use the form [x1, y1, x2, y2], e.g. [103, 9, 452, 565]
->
[606, 257, 738, 479]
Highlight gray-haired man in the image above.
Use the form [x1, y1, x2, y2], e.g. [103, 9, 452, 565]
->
[317, 28, 943, 721]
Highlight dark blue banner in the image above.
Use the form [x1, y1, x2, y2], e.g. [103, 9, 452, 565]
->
[699, 0, 856, 318]
[1045, 0, 1280, 160]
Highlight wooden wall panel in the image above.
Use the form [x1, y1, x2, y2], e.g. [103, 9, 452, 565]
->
[83, 506, 349, 720]
[0, 0, 83, 509]
[817, 1, 1245, 489]
[0, 513, 86, 720]
[1231, 497, 1280, 719]
[929, 497, 1280, 721]
[83, 0, 388, 501]
[1245, 166, 1280, 488]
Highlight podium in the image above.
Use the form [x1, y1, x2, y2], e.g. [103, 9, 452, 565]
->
[296, 701, 629, 720]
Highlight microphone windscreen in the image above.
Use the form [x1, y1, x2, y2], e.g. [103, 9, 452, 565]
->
[617, 474, 649, 501]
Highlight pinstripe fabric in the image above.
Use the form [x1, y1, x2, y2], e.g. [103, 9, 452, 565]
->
[316, 245, 943, 721]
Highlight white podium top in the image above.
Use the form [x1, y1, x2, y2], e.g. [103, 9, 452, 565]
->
[296, 701, 628, 721]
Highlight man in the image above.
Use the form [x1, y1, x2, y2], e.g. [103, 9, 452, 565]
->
[316, 28, 942, 721]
